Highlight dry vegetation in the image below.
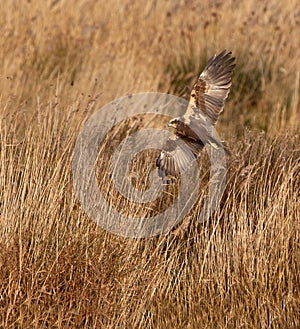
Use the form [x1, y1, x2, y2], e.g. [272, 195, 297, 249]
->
[0, 0, 300, 328]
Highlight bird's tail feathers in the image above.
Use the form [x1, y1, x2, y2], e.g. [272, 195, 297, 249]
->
[207, 137, 231, 156]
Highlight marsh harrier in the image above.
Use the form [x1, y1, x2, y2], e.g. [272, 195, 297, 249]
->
[156, 50, 235, 183]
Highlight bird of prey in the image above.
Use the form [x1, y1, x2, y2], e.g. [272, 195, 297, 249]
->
[156, 50, 235, 183]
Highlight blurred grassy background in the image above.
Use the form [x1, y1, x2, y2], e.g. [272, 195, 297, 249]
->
[0, 0, 299, 328]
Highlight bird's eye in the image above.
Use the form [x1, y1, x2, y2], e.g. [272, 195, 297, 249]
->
[191, 93, 195, 97]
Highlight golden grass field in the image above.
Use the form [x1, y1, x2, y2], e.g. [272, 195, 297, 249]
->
[0, 0, 300, 327]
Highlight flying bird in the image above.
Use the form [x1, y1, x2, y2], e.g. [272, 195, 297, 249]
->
[156, 49, 235, 183]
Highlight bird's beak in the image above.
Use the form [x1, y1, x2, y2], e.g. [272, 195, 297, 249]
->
[167, 121, 176, 128]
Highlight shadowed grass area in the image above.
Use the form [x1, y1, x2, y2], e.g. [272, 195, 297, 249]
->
[0, 0, 299, 328]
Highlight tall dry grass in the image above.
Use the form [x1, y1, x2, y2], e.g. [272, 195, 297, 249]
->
[0, 0, 299, 328]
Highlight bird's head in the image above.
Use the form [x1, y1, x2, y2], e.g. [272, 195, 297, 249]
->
[167, 118, 181, 130]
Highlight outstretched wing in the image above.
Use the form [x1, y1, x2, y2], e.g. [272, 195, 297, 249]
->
[185, 49, 235, 125]
[156, 135, 204, 183]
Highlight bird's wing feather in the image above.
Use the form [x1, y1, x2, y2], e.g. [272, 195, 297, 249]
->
[185, 49, 235, 125]
[156, 135, 203, 183]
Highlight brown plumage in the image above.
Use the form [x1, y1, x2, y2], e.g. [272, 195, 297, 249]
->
[156, 50, 235, 183]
